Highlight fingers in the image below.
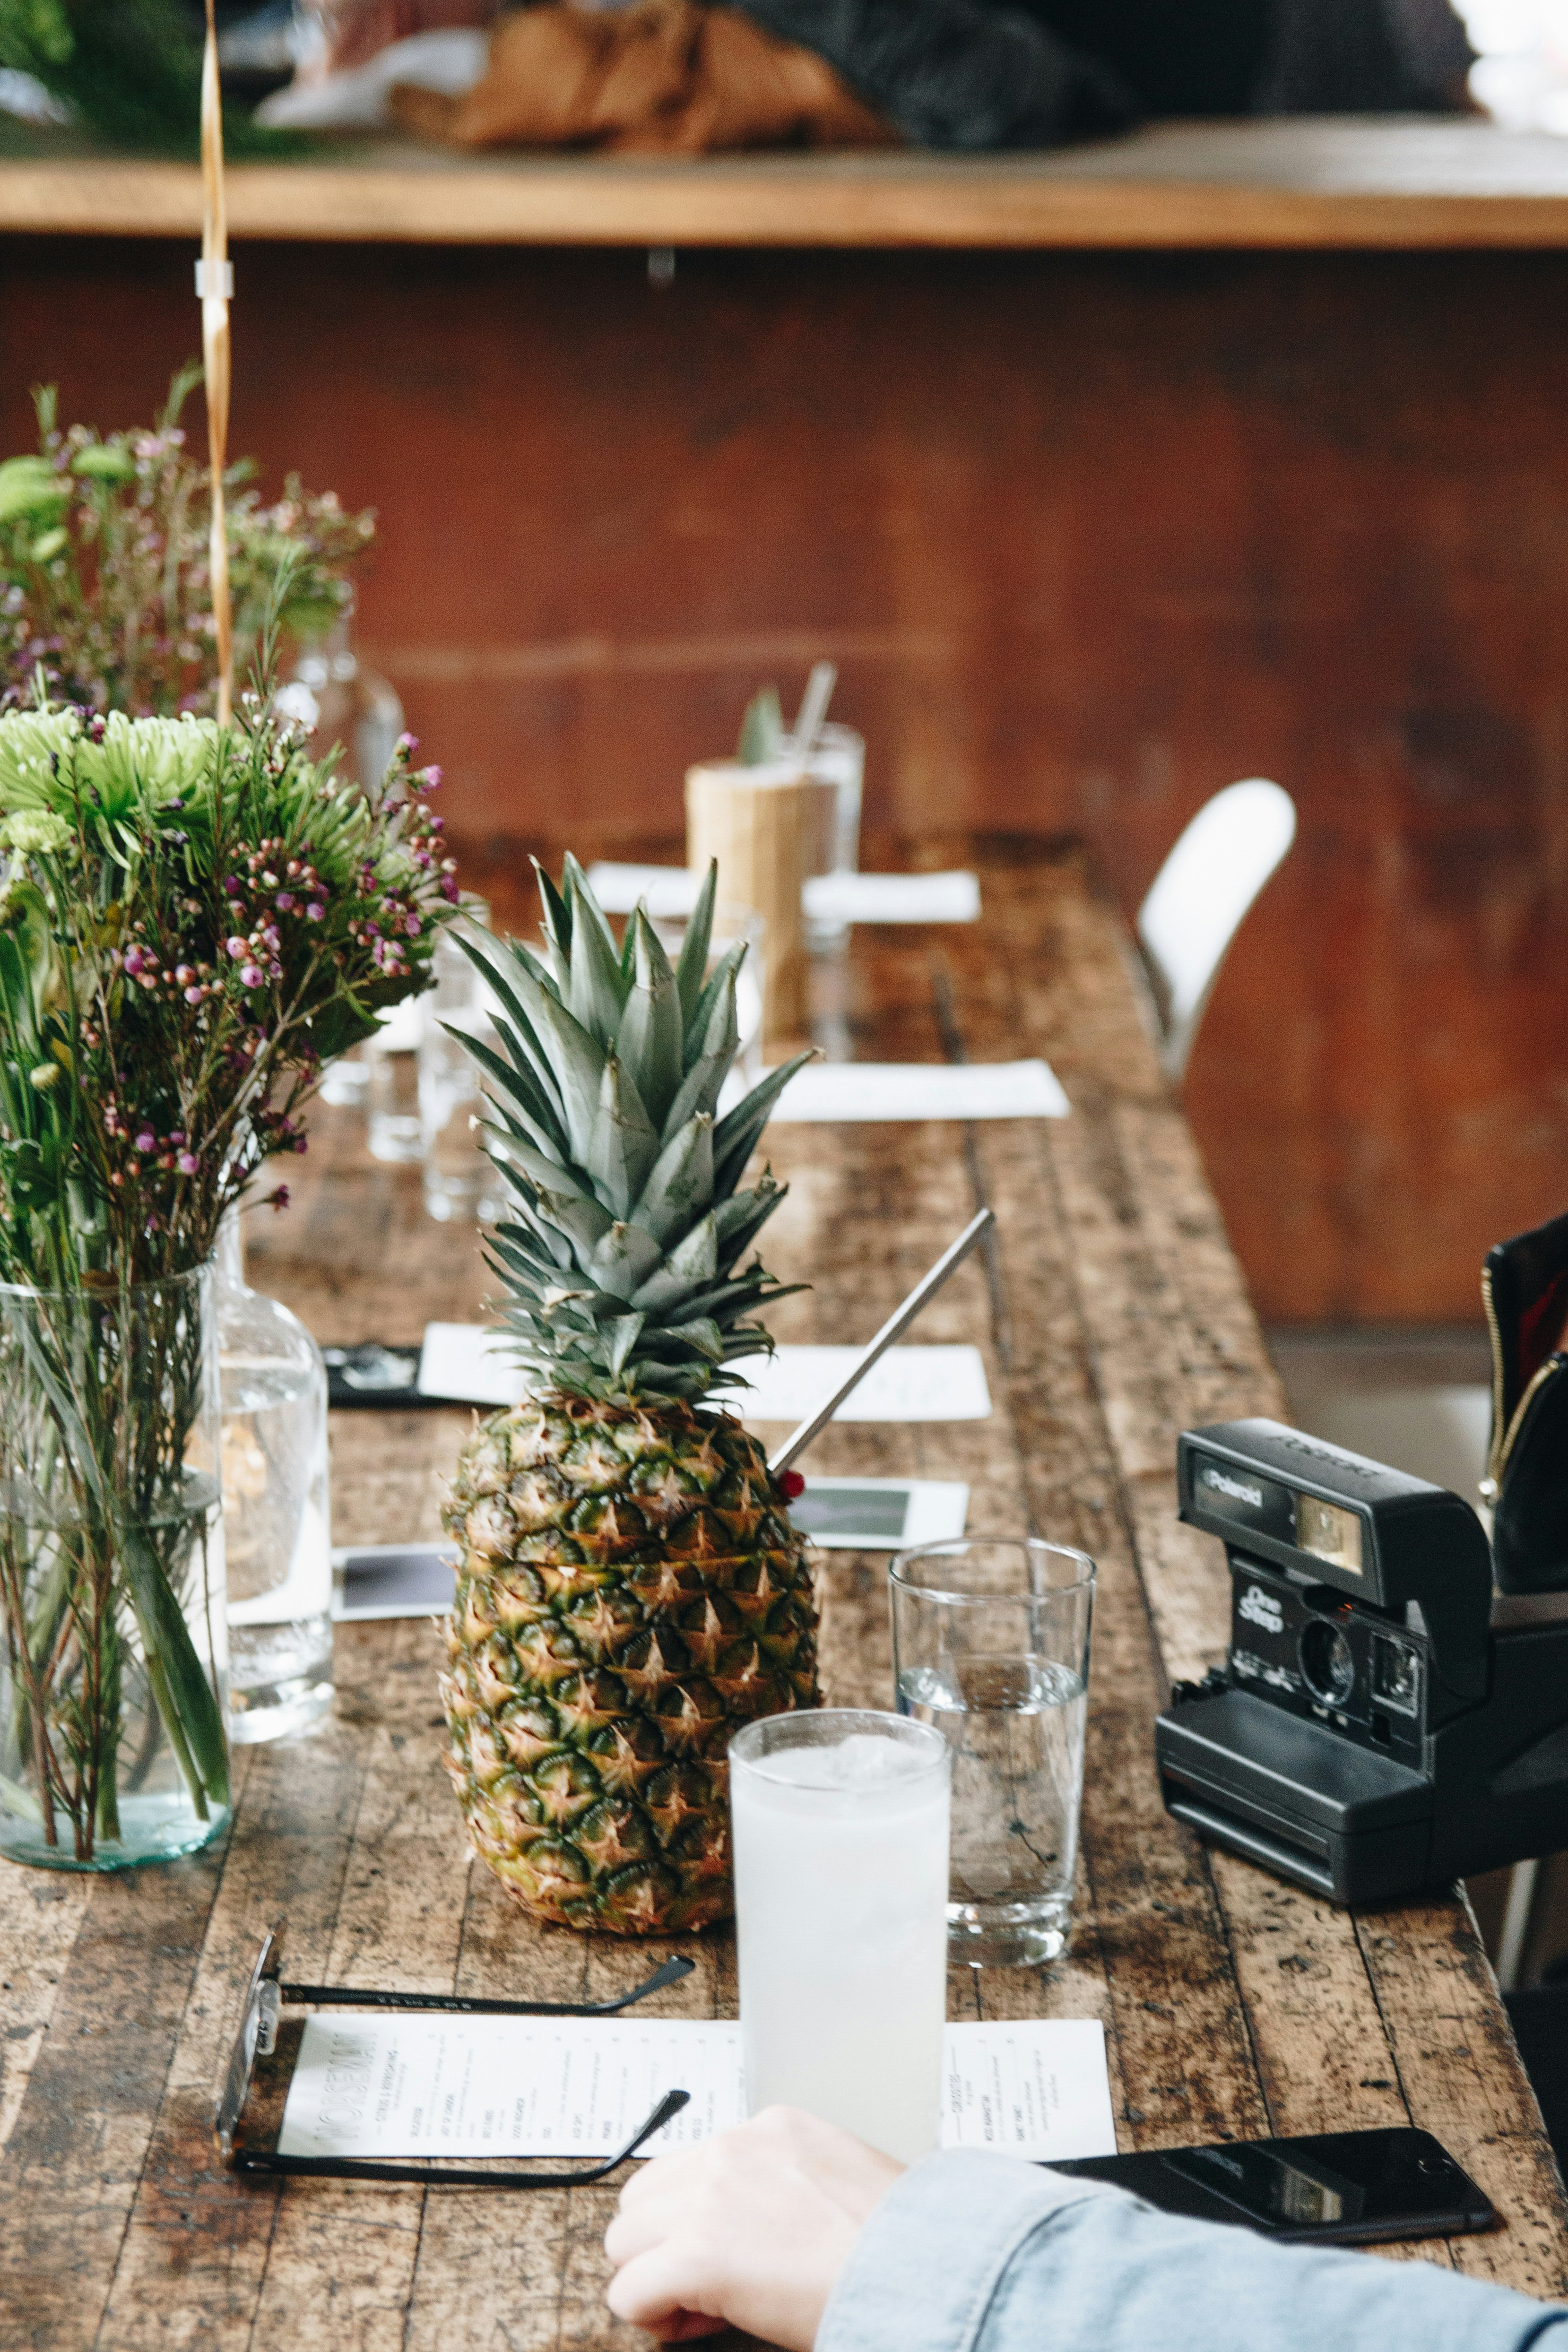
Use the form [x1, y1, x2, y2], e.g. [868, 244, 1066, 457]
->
[606, 2244, 728, 2333]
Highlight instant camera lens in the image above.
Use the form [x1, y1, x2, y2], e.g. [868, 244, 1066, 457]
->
[1300, 1616, 1356, 1707]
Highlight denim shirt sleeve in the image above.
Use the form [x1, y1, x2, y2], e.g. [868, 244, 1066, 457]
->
[815, 2151, 1568, 2352]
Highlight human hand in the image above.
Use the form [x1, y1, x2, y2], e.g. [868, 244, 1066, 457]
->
[604, 2105, 905, 2348]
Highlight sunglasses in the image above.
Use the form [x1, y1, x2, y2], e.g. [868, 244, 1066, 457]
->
[215, 1924, 694, 2188]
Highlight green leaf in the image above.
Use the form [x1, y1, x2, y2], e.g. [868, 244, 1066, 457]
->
[631, 1110, 713, 1248]
[588, 1220, 664, 1302]
[630, 1209, 718, 1311]
[513, 965, 606, 1170]
[662, 958, 739, 1139]
[457, 1024, 570, 1164]
[606, 1313, 645, 1378]
[584, 1055, 659, 1220]
[534, 858, 572, 989]
[560, 863, 629, 1048]
[712, 1049, 815, 1199]
[684, 939, 748, 1075]
[674, 859, 717, 1036]
[615, 908, 684, 1131]
[0, 457, 68, 526]
[534, 1185, 615, 1261]
[736, 686, 785, 765]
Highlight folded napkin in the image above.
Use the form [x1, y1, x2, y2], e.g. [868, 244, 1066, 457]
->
[390, 0, 898, 153]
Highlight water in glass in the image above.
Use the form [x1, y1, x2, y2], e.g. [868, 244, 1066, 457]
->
[217, 1216, 334, 1742]
[898, 1654, 1087, 1963]
[891, 1538, 1094, 1966]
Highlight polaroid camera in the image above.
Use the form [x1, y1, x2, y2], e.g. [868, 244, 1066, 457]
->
[1155, 1418, 1568, 1905]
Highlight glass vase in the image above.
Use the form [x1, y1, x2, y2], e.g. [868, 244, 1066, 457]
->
[216, 1213, 334, 1743]
[0, 1264, 230, 1871]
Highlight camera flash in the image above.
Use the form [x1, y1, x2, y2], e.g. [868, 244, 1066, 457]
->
[1296, 1494, 1364, 1575]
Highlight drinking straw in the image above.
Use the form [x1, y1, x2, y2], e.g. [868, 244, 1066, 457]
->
[200, 0, 234, 726]
[767, 1207, 996, 1475]
[791, 661, 838, 760]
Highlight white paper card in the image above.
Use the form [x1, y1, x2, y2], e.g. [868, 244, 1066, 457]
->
[418, 1330, 992, 1424]
[277, 2014, 1116, 2167]
[788, 1476, 969, 1550]
[277, 2016, 745, 2161]
[586, 864, 982, 927]
[768, 1061, 1068, 1124]
[586, 862, 702, 917]
[802, 871, 980, 925]
[734, 1344, 991, 1424]
[942, 2021, 1117, 2162]
[419, 1321, 525, 1408]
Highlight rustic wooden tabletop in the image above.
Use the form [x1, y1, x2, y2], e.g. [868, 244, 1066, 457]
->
[3, 840, 1564, 2349]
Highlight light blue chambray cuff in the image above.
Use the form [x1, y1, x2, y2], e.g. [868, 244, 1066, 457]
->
[814, 2151, 1114, 2352]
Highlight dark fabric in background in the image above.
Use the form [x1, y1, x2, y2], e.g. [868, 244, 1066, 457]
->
[739, 0, 1475, 149]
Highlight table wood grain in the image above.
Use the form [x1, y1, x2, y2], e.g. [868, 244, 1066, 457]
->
[9, 121, 1568, 248]
[3, 841, 1564, 2350]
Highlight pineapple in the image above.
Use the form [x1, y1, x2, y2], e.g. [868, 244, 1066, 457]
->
[439, 857, 820, 1934]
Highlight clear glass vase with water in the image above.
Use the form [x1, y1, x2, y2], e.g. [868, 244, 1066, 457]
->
[0, 1264, 230, 1869]
[216, 1214, 333, 1743]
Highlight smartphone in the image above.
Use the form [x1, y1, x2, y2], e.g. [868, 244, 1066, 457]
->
[1049, 2127, 1495, 2245]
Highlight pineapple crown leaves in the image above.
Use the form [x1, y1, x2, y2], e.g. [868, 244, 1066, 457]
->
[455, 855, 812, 1405]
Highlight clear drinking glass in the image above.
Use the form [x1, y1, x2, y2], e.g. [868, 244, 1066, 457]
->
[418, 906, 503, 1224]
[650, 905, 766, 1087]
[216, 1214, 334, 1744]
[365, 992, 427, 1164]
[892, 1539, 1095, 1967]
[801, 722, 864, 954]
[730, 1707, 951, 2163]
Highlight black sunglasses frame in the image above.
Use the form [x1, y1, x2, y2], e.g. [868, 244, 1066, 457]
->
[215, 1923, 694, 2188]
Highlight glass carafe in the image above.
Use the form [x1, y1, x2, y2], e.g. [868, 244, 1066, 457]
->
[216, 1213, 334, 1743]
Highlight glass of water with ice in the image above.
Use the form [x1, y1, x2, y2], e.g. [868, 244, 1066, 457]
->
[891, 1539, 1094, 1967]
[730, 1708, 950, 2163]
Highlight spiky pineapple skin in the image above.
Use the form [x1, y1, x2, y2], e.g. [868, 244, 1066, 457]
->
[440, 1393, 819, 1935]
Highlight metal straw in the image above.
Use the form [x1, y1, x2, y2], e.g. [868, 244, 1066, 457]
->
[767, 1207, 996, 1476]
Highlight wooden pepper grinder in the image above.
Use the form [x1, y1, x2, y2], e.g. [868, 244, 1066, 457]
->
[685, 690, 810, 1044]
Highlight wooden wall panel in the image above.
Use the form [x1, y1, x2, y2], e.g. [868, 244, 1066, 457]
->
[4, 233, 1568, 1323]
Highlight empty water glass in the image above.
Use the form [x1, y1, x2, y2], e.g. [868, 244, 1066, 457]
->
[419, 908, 502, 1224]
[892, 1538, 1095, 1966]
[800, 721, 864, 955]
[365, 993, 426, 1163]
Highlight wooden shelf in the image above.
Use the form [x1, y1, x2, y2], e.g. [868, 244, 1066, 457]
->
[7, 116, 1568, 247]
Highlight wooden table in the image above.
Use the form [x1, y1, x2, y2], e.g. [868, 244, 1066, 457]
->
[10, 118, 1568, 246]
[3, 841, 1564, 2349]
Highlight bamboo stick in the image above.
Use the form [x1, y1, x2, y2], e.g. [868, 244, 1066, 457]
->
[200, 0, 233, 726]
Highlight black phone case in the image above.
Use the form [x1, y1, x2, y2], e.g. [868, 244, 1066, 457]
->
[1051, 2128, 1495, 2245]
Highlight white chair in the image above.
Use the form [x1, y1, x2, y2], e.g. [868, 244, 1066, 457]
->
[1136, 778, 1297, 1084]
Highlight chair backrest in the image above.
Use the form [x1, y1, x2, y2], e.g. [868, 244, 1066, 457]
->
[1136, 778, 1296, 1084]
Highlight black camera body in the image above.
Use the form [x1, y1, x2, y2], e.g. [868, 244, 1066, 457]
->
[1155, 1418, 1568, 1905]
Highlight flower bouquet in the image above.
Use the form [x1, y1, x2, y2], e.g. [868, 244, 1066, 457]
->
[0, 676, 456, 1867]
[0, 374, 374, 720]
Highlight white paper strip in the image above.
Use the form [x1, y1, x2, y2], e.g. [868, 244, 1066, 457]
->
[277, 2014, 1116, 2167]
[418, 1323, 524, 1407]
[418, 1330, 992, 1423]
[787, 1475, 969, 1550]
[586, 863, 701, 916]
[733, 1344, 990, 1424]
[585, 864, 982, 926]
[768, 1060, 1068, 1124]
[803, 871, 980, 925]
